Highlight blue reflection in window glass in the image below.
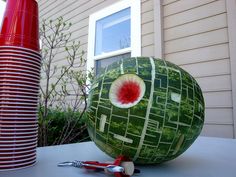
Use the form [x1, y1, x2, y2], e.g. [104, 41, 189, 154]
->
[95, 8, 131, 56]
[96, 53, 131, 75]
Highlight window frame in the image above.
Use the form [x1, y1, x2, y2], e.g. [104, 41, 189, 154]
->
[87, 0, 141, 73]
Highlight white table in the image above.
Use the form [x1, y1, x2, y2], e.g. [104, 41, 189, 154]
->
[0, 136, 236, 177]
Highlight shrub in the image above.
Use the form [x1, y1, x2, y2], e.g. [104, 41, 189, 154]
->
[38, 17, 92, 146]
[38, 107, 90, 145]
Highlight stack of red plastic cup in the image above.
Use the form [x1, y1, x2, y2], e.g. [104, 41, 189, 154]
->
[0, 0, 41, 171]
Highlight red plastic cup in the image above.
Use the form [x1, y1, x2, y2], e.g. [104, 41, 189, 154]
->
[0, 0, 40, 51]
[0, 46, 41, 56]
[0, 50, 41, 60]
[0, 54, 41, 66]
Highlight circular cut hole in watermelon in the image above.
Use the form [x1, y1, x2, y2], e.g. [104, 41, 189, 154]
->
[109, 74, 145, 108]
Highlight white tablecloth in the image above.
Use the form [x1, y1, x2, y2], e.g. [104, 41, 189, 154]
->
[0, 136, 236, 177]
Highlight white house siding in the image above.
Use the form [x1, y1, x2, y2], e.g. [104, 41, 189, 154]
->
[38, 0, 235, 138]
[38, 0, 155, 98]
[162, 0, 234, 138]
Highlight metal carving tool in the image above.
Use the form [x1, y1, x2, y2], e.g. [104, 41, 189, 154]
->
[58, 155, 140, 177]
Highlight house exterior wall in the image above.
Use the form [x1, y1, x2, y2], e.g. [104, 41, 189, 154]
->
[38, 0, 154, 89]
[162, 0, 234, 138]
[38, 0, 236, 138]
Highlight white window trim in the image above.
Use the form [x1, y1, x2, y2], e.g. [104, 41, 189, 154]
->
[226, 0, 236, 138]
[87, 0, 141, 73]
[153, 0, 164, 59]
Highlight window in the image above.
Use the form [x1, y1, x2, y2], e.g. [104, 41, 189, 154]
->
[87, 0, 141, 75]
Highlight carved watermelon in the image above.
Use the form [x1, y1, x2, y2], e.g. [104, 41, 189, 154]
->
[86, 57, 204, 164]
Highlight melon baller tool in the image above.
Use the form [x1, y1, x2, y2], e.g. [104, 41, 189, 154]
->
[58, 155, 140, 177]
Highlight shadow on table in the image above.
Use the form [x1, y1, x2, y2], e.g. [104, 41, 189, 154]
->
[136, 155, 208, 176]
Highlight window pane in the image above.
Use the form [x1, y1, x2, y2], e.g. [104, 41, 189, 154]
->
[95, 8, 131, 56]
[96, 53, 131, 75]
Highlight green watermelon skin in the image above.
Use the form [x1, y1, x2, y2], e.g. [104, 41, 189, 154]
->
[86, 57, 205, 164]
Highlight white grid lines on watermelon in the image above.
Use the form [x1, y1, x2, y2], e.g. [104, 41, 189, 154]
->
[133, 57, 156, 161]
[98, 114, 107, 132]
[126, 132, 142, 138]
[135, 57, 139, 75]
[141, 143, 162, 149]
[160, 59, 170, 129]
[166, 132, 183, 155]
[90, 106, 98, 110]
[96, 131, 107, 140]
[158, 141, 173, 145]
[171, 135, 185, 156]
[149, 81, 168, 157]
[147, 119, 162, 133]
[149, 109, 165, 120]
[185, 131, 196, 141]
[143, 78, 152, 81]
[149, 106, 165, 111]
[162, 125, 178, 131]
[97, 105, 112, 110]
[144, 133, 157, 138]
[99, 98, 110, 102]
[120, 59, 124, 74]
[95, 67, 108, 139]
[113, 134, 133, 144]
[101, 82, 113, 85]
[140, 98, 150, 102]
[194, 115, 205, 121]
[110, 114, 129, 120]
[168, 86, 182, 92]
[167, 67, 181, 74]
[167, 121, 192, 127]
[105, 106, 113, 145]
[189, 79, 198, 127]
[128, 114, 147, 120]
[183, 87, 193, 101]
[121, 109, 131, 151]
[107, 132, 133, 144]
[141, 146, 154, 158]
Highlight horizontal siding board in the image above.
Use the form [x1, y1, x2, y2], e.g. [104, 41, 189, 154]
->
[50, 56, 88, 70]
[44, 45, 88, 65]
[165, 43, 229, 65]
[163, 0, 179, 6]
[163, 0, 216, 17]
[40, 1, 123, 48]
[39, 0, 69, 18]
[40, 38, 88, 63]
[142, 45, 154, 56]
[142, 10, 154, 24]
[196, 75, 232, 92]
[201, 124, 234, 138]
[164, 0, 226, 29]
[39, 0, 57, 14]
[142, 33, 154, 47]
[162, 0, 230, 133]
[205, 108, 233, 124]
[39, 0, 85, 18]
[204, 91, 232, 108]
[40, 0, 149, 57]
[40, 0, 119, 37]
[164, 13, 227, 41]
[142, 21, 154, 35]
[40, 0, 104, 21]
[70, 26, 88, 41]
[180, 58, 230, 78]
[141, 0, 153, 13]
[165, 28, 229, 54]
